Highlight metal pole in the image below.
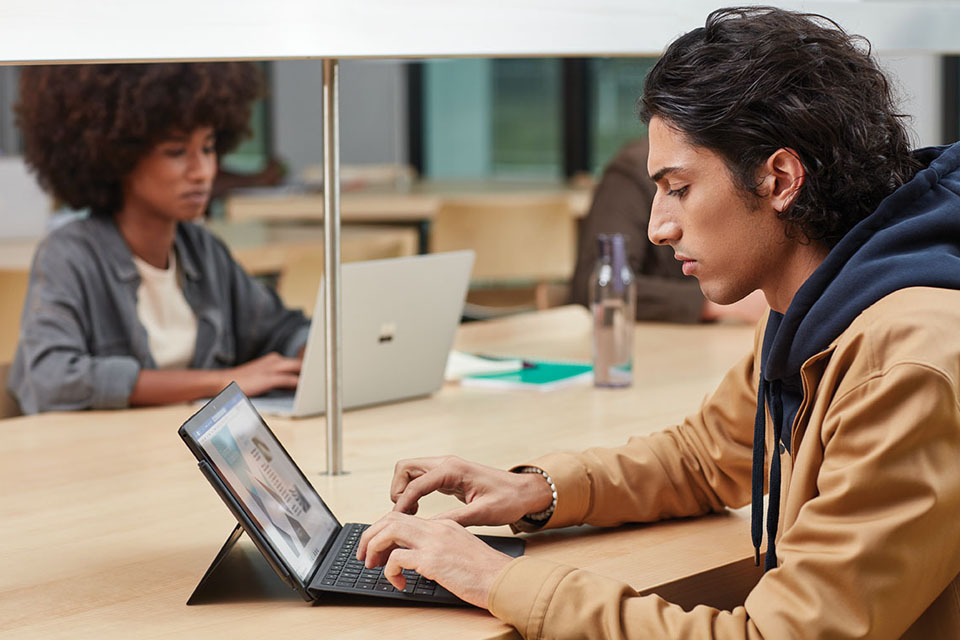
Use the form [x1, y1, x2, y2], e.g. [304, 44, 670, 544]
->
[322, 58, 344, 475]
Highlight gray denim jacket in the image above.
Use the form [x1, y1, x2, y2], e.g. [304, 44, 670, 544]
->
[8, 215, 309, 414]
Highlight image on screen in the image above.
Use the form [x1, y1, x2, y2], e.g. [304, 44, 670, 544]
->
[189, 392, 338, 581]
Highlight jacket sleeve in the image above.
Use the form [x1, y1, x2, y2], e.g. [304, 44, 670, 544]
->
[527, 331, 762, 531]
[215, 238, 310, 364]
[490, 364, 960, 638]
[9, 239, 139, 414]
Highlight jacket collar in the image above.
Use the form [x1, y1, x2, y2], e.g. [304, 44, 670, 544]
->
[86, 215, 139, 282]
[173, 225, 202, 281]
[85, 215, 201, 282]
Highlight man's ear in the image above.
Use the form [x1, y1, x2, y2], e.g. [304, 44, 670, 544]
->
[764, 148, 805, 213]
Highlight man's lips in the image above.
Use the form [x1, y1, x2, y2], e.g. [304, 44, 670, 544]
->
[675, 254, 697, 276]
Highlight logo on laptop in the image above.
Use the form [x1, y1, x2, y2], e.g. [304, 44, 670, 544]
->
[378, 322, 396, 344]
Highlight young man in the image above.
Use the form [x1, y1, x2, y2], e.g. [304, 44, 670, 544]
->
[357, 7, 960, 638]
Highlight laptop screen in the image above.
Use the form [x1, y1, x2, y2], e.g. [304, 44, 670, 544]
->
[184, 387, 339, 581]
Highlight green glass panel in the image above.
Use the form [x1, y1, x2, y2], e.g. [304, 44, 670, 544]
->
[221, 97, 270, 173]
[490, 58, 562, 178]
[588, 57, 656, 174]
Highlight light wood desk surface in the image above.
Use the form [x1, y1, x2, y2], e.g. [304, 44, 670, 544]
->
[0, 307, 757, 639]
[0, 237, 39, 271]
[225, 180, 594, 224]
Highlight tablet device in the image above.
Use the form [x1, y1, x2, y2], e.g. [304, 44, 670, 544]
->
[179, 382, 525, 604]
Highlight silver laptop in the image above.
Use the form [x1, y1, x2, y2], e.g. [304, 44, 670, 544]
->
[252, 250, 474, 418]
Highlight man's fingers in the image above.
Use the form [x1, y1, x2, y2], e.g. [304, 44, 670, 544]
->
[392, 467, 456, 515]
[359, 513, 420, 567]
[389, 465, 424, 504]
[357, 513, 401, 562]
[357, 514, 393, 562]
[382, 548, 417, 590]
[389, 457, 445, 502]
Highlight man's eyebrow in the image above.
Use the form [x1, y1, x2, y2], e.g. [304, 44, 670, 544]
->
[649, 166, 683, 183]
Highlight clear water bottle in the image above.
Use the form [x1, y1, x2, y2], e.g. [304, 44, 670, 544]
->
[590, 233, 636, 387]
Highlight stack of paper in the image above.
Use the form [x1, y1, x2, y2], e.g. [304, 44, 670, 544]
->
[444, 351, 524, 381]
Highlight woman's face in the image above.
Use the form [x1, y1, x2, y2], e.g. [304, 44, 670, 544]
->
[122, 126, 217, 221]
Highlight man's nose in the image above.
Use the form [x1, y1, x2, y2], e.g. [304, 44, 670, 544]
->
[648, 201, 680, 246]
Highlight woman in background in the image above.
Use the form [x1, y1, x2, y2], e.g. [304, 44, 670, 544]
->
[9, 63, 308, 414]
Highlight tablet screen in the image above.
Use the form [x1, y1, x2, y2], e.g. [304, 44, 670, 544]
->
[184, 388, 338, 581]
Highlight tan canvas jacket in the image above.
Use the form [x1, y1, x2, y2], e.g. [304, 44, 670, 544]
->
[488, 286, 960, 639]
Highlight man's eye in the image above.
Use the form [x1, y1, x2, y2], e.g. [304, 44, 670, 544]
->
[666, 186, 688, 198]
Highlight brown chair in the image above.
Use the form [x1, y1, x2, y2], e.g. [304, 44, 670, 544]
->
[0, 362, 22, 419]
[430, 194, 576, 317]
[0, 269, 29, 364]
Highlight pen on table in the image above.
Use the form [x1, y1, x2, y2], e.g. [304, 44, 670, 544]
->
[473, 353, 538, 369]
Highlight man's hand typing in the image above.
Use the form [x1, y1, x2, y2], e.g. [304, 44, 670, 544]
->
[355, 512, 512, 608]
[390, 455, 554, 526]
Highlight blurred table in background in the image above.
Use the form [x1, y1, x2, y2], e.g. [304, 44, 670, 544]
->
[225, 180, 593, 255]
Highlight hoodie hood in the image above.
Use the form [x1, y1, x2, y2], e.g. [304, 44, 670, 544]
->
[751, 142, 960, 571]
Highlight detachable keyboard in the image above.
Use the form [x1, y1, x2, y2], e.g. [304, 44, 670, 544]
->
[313, 523, 451, 601]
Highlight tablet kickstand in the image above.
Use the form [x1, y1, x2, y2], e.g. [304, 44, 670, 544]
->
[187, 524, 304, 605]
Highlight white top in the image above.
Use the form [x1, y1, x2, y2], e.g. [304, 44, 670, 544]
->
[132, 251, 198, 370]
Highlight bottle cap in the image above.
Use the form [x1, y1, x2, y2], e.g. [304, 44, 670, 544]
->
[595, 233, 613, 261]
[610, 233, 631, 294]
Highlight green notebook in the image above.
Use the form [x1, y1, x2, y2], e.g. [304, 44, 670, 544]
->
[460, 360, 593, 391]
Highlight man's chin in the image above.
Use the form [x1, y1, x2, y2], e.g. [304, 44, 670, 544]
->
[701, 286, 745, 307]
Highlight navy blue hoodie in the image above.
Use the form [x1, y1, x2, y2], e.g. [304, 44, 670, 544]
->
[751, 142, 960, 570]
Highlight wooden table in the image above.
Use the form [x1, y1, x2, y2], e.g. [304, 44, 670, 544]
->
[0, 221, 419, 279]
[225, 181, 593, 224]
[0, 307, 759, 639]
[225, 180, 594, 256]
[205, 220, 419, 278]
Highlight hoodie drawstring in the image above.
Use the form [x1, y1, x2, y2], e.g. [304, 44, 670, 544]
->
[751, 377, 785, 571]
[750, 379, 767, 566]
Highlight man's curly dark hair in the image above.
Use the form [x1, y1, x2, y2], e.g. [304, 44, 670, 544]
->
[16, 62, 262, 216]
[639, 6, 921, 246]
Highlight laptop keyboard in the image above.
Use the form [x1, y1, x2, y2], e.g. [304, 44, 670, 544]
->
[320, 524, 439, 596]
